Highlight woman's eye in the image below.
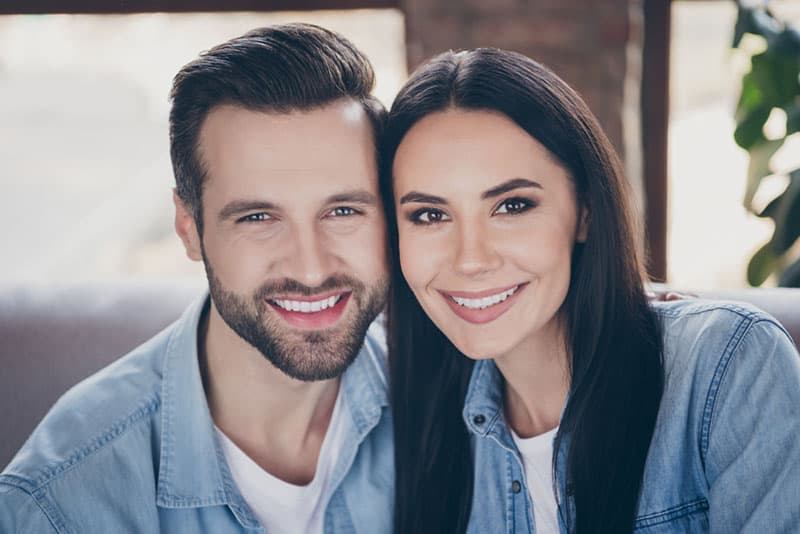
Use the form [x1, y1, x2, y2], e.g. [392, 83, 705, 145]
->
[494, 198, 535, 215]
[239, 212, 272, 223]
[410, 208, 450, 225]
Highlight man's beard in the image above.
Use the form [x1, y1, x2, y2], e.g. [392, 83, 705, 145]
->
[204, 260, 387, 382]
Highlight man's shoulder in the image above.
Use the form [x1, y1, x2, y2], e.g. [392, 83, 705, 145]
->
[1, 325, 175, 492]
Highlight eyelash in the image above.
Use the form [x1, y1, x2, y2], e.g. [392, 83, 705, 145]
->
[407, 197, 536, 226]
[327, 206, 362, 217]
[495, 197, 536, 215]
[238, 212, 272, 223]
[408, 208, 449, 225]
[236, 206, 362, 224]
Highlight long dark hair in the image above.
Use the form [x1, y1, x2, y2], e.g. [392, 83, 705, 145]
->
[381, 49, 664, 533]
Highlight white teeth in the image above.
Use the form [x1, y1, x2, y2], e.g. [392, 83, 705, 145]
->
[272, 295, 342, 313]
[451, 286, 518, 310]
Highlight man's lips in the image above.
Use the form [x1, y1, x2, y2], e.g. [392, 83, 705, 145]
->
[266, 291, 351, 330]
[269, 289, 347, 304]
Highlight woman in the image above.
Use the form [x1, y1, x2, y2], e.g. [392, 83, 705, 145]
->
[380, 48, 800, 533]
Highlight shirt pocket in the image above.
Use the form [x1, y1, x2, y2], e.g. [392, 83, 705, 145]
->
[634, 498, 709, 532]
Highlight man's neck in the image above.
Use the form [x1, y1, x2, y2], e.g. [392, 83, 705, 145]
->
[199, 302, 341, 485]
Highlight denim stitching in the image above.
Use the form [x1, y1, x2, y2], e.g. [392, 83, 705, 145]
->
[634, 498, 709, 528]
[29, 396, 160, 490]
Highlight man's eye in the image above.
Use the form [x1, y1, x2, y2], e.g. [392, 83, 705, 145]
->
[238, 212, 272, 223]
[494, 198, 535, 215]
[409, 208, 450, 225]
[328, 206, 359, 217]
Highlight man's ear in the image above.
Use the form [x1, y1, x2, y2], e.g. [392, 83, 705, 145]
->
[173, 190, 202, 262]
[576, 207, 589, 243]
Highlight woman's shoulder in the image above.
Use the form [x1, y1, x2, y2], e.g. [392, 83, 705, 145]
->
[651, 297, 792, 351]
[649, 298, 798, 402]
[640, 299, 800, 529]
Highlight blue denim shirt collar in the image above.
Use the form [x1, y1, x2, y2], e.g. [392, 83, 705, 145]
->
[462, 359, 514, 450]
[154, 295, 389, 529]
[463, 357, 574, 529]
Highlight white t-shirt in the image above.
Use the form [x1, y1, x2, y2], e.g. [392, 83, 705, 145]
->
[215, 390, 347, 533]
[511, 426, 560, 534]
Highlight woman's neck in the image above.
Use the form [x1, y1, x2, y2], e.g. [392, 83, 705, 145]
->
[494, 323, 571, 438]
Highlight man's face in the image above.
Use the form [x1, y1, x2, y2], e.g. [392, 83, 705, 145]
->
[177, 100, 388, 381]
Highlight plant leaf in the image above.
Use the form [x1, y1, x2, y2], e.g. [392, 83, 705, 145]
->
[734, 105, 770, 148]
[758, 191, 782, 219]
[771, 168, 800, 254]
[778, 256, 800, 287]
[787, 98, 800, 136]
[743, 139, 783, 209]
[733, 4, 751, 48]
[750, 52, 800, 109]
[770, 27, 800, 56]
[748, 241, 778, 286]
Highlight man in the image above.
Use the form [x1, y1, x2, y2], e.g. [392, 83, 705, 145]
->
[0, 24, 392, 533]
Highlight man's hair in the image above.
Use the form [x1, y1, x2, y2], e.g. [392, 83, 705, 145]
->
[169, 23, 385, 233]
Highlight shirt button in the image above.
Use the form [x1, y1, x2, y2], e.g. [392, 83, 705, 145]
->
[473, 414, 486, 425]
[512, 480, 522, 494]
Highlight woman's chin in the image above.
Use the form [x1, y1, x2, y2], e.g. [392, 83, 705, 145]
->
[451, 338, 506, 361]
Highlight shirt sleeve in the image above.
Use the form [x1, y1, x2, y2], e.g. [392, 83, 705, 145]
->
[704, 318, 800, 533]
[0, 483, 59, 533]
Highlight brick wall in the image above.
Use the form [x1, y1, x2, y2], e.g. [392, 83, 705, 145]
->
[400, 0, 643, 169]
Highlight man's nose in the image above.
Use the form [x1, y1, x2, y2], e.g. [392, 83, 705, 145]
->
[286, 225, 335, 288]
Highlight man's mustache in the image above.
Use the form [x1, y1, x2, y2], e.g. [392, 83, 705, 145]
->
[254, 274, 365, 299]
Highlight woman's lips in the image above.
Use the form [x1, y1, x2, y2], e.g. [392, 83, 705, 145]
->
[439, 283, 527, 325]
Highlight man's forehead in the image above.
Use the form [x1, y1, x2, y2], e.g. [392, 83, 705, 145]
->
[198, 101, 378, 203]
[200, 100, 372, 148]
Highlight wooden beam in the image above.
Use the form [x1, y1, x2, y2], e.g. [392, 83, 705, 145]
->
[0, 0, 399, 15]
[641, 0, 671, 282]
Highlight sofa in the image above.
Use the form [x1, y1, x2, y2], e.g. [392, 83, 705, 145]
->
[1, 279, 798, 468]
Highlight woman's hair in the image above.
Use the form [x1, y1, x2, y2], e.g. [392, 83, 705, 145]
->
[381, 48, 664, 533]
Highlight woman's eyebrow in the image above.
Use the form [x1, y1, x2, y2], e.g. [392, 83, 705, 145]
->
[481, 178, 543, 199]
[399, 192, 447, 205]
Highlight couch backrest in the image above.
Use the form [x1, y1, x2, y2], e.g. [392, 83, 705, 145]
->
[1, 281, 798, 468]
[1, 280, 203, 468]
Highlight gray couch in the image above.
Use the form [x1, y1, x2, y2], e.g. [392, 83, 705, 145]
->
[1, 280, 798, 468]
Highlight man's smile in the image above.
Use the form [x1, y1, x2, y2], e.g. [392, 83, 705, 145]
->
[266, 291, 352, 329]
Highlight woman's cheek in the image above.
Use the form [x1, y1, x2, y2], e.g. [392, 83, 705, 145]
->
[398, 228, 444, 291]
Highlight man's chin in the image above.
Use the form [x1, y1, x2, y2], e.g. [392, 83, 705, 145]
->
[258, 337, 359, 382]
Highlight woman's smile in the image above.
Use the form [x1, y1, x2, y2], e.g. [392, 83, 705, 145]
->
[437, 283, 528, 324]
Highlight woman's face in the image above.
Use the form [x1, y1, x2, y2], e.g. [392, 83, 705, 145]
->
[392, 109, 586, 360]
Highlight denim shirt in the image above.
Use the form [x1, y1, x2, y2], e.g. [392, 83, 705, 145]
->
[463, 300, 800, 533]
[0, 295, 394, 533]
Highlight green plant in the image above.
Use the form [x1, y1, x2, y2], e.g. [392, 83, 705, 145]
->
[732, 0, 800, 287]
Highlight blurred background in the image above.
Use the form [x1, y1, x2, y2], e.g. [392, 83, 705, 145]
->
[1, 0, 799, 288]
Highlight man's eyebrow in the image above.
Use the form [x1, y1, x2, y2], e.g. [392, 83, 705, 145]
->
[398, 192, 447, 205]
[481, 178, 543, 199]
[326, 190, 379, 205]
[218, 200, 278, 221]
